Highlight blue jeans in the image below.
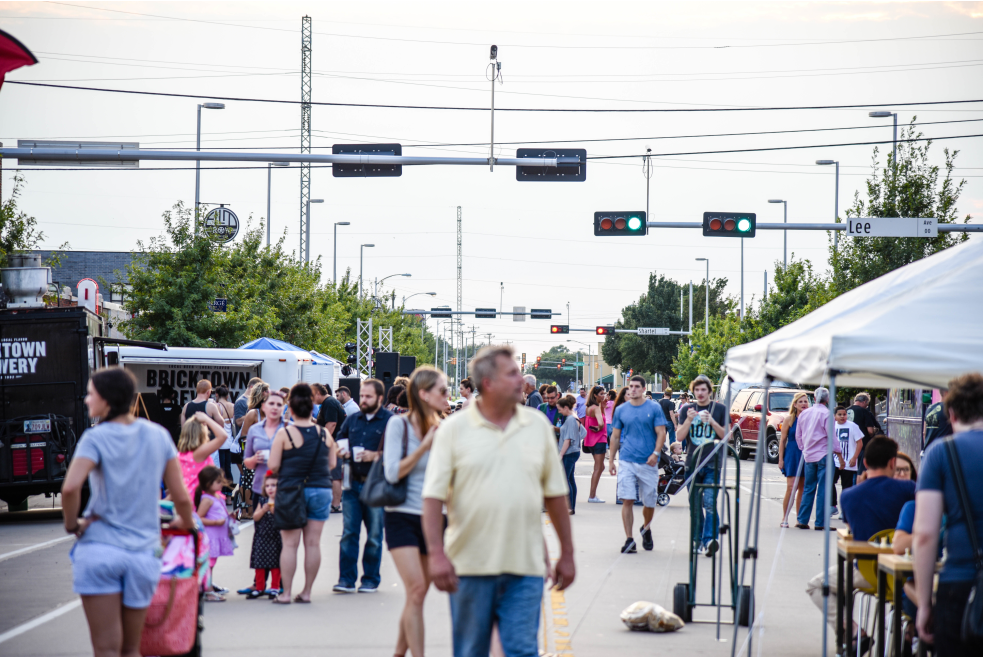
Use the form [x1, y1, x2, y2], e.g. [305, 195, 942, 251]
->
[797, 460, 827, 527]
[562, 452, 579, 512]
[667, 425, 676, 445]
[339, 480, 384, 588]
[689, 465, 718, 546]
[449, 575, 543, 657]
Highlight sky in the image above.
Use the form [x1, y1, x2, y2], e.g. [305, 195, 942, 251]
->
[2, 0, 981, 359]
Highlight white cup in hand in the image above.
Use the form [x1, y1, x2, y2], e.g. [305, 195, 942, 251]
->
[699, 410, 710, 423]
[352, 446, 365, 462]
[258, 449, 270, 461]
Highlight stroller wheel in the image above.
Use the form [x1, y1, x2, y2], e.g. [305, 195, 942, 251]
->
[657, 493, 670, 507]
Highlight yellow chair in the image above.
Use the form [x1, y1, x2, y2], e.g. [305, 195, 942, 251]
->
[853, 528, 896, 656]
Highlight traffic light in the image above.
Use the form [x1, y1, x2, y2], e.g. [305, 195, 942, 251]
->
[515, 148, 586, 182]
[332, 143, 402, 177]
[521, 352, 527, 366]
[594, 211, 647, 237]
[431, 306, 452, 319]
[550, 325, 569, 334]
[536, 356, 542, 365]
[596, 326, 615, 335]
[702, 212, 756, 238]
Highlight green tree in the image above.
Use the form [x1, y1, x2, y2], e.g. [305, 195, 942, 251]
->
[0, 174, 48, 266]
[671, 313, 746, 389]
[525, 345, 579, 391]
[754, 257, 835, 334]
[602, 273, 729, 383]
[833, 119, 970, 293]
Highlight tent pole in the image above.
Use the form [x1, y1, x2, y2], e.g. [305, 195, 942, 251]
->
[716, 377, 734, 639]
[822, 374, 837, 657]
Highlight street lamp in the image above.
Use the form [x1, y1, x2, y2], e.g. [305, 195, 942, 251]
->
[870, 110, 898, 207]
[374, 273, 412, 304]
[768, 199, 788, 269]
[333, 221, 350, 283]
[304, 199, 323, 263]
[404, 292, 437, 332]
[695, 258, 709, 335]
[816, 160, 840, 252]
[267, 162, 289, 247]
[195, 102, 225, 227]
[359, 244, 375, 296]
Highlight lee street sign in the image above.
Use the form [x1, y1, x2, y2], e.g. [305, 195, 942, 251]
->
[845, 217, 938, 238]
[637, 327, 670, 336]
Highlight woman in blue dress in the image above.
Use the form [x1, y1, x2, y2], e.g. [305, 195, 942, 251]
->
[778, 392, 810, 527]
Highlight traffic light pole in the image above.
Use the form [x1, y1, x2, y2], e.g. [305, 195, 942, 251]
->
[645, 220, 983, 233]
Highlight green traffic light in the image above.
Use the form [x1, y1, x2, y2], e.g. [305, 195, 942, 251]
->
[737, 218, 751, 232]
[627, 216, 642, 231]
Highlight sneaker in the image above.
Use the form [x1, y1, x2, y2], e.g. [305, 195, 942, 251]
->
[815, 526, 836, 531]
[588, 497, 605, 504]
[621, 538, 637, 554]
[246, 590, 265, 600]
[332, 583, 356, 594]
[204, 591, 226, 602]
[237, 586, 254, 595]
[795, 523, 810, 530]
[357, 585, 378, 593]
[696, 544, 707, 555]
[705, 539, 719, 558]
[830, 506, 839, 517]
[211, 584, 229, 595]
[640, 525, 654, 551]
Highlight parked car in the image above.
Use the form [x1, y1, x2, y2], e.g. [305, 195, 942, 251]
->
[728, 386, 814, 463]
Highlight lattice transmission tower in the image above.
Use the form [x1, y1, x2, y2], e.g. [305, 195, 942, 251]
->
[299, 16, 312, 260]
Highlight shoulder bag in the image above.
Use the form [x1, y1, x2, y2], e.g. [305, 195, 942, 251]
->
[273, 426, 324, 531]
[944, 438, 983, 645]
[360, 417, 410, 508]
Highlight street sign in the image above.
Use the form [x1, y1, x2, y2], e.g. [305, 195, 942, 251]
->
[515, 148, 586, 182]
[203, 207, 239, 243]
[845, 217, 938, 238]
[431, 307, 452, 319]
[530, 308, 552, 320]
[210, 298, 227, 312]
[332, 143, 402, 177]
[513, 306, 526, 322]
[637, 327, 670, 336]
[475, 308, 497, 319]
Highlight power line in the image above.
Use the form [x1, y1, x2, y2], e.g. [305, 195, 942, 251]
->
[8, 80, 983, 113]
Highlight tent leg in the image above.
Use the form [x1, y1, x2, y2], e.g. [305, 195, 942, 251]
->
[716, 377, 734, 639]
[822, 375, 838, 657]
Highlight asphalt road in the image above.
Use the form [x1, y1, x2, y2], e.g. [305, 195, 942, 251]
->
[0, 457, 839, 656]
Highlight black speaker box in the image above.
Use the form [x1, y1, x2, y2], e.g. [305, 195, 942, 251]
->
[398, 356, 416, 378]
[338, 378, 362, 404]
[374, 352, 400, 398]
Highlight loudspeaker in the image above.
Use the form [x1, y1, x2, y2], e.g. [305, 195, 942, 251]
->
[374, 352, 400, 398]
[398, 356, 416, 378]
[338, 378, 362, 405]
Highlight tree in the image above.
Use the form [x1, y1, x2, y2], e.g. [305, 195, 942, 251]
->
[120, 202, 436, 365]
[754, 257, 835, 334]
[525, 345, 579, 391]
[0, 174, 48, 266]
[833, 119, 970, 293]
[602, 273, 729, 384]
[671, 313, 746, 390]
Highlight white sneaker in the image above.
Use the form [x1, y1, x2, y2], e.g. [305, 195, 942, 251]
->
[696, 544, 707, 555]
[588, 497, 605, 504]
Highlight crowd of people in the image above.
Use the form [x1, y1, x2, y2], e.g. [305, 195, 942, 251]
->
[57, 349, 983, 656]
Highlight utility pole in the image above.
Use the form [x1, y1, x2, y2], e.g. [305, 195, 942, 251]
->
[488, 46, 500, 171]
[643, 147, 652, 221]
[299, 16, 312, 261]
[457, 205, 462, 332]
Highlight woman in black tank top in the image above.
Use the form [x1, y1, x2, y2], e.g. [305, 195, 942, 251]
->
[268, 383, 337, 604]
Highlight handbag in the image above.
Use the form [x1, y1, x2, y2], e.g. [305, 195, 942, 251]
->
[944, 438, 983, 645]
[273, 427, 324, 531]
[360, 417, 410, 508]
[140, 533, 201, 656]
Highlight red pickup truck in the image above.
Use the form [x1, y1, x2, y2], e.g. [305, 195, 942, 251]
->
[728, 386, 814, 463]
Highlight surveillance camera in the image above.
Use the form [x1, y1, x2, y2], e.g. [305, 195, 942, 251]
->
[490, 45, 498, 60]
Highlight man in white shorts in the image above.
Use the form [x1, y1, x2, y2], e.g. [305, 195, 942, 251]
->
[608, 375, 668, 553]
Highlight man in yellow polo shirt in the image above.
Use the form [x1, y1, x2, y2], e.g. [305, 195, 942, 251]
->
[422, 344, 575, 657]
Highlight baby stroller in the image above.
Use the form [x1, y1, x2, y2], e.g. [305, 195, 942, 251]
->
[656, 449, 686, 506]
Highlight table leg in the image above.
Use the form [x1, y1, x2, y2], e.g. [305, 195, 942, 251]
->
[877, 568, 887, 657]
[837, 553, 845, 656]
[846, 559, 855, 656]
[892, 573, 902, 657]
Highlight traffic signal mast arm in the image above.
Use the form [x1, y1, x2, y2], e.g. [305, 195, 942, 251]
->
[643, 220, 982, 233]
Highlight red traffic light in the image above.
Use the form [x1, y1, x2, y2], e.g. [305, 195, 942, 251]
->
[596, 326, 615, 335]
[550, 325, 570, 334]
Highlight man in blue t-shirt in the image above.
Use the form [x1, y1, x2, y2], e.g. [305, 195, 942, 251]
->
[806, 435, 915, 643]
[608, 375, 667, 554]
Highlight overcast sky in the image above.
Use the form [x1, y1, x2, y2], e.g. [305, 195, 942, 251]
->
[2, 1, 981, 358]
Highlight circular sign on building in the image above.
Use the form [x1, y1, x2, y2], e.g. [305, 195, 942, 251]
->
[203, 207, 240, 243]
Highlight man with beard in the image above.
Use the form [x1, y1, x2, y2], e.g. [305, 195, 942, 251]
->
[333, 379, 393, 594]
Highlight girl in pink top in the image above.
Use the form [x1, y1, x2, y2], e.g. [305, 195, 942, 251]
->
[177, 412, 229, 497]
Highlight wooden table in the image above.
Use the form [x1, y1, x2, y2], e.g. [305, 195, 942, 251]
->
[838, 527, 852, 540]
[875, 554, 911, 658]
[836, 540, 894, 656]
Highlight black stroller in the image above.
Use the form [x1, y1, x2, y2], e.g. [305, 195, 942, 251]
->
[656, 449, 686, 506]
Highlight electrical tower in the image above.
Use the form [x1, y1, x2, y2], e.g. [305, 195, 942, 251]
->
[456, 206, 462, 384]
[299, 16, 312, 259]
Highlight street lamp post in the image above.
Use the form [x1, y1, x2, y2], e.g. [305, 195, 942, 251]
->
[695, 258, 709, 335]
[304, 199, 323, 263]
[374, 273, 412, 301]
[404, 292, 437, 335]
[267, 162, 289, 247]
[195, 102, 225, 229]
[359, 244, 375, 296]
[869, 111, 899, 207]
[333, 221, 350, 283]
[768, 199, 788, 269]
[816, 160, 840, 252]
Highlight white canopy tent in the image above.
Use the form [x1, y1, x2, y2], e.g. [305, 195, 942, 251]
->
[725, 237, 983, 389]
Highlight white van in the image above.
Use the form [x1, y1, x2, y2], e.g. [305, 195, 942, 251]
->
[108, 345, 337, 405]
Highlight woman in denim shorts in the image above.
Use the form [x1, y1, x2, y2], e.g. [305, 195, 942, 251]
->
[268, 383, 338, 604]
[61, 368, 195, 656]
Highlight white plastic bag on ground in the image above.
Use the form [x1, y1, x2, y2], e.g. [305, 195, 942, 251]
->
[620, 601, 685, 632]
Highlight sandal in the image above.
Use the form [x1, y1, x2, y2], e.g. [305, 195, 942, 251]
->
[780, 522, 789, 528]
[293, 595, 311, 603]
[330, 505, 342, 514]
[204, 592, 226, 602]
[271, 597, 292, 605]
